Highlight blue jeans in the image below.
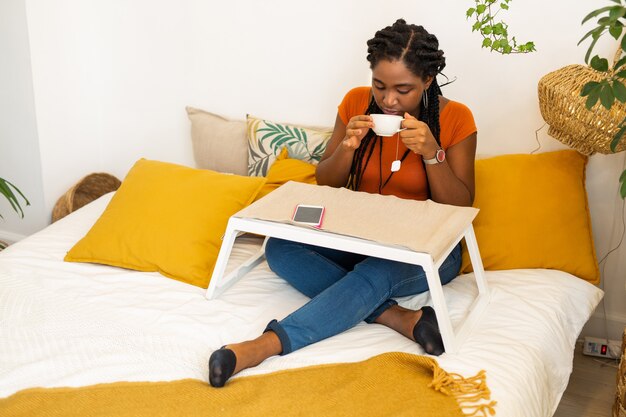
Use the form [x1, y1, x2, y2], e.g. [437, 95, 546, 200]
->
[264, 237, 462, 354]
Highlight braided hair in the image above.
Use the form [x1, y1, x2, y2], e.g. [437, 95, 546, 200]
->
[347, 19, 446, 191]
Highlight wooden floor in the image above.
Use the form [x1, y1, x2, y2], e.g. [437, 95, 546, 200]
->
[553, 341, 619, 417]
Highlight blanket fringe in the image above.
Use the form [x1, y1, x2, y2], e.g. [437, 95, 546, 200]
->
[428, 361, 497, 417]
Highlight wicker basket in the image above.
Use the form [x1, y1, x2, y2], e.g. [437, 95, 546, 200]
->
[615, 328, 626, 417]
[51, 173, 121, 222]
[538, 49, 626, 155]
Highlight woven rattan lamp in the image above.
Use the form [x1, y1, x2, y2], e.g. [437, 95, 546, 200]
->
[538, 51, 626, 155]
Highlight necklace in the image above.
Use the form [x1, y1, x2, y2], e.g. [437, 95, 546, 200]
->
[379, 135, 411, 193]
[391, 135, 401, 172]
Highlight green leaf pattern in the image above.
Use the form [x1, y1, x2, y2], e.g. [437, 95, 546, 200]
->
[247, 117, 332, 176]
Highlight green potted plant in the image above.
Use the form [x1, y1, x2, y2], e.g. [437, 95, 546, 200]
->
[466, 0, 535, 54]
[467, 0, 626, 198]
[578, 0, 626, 198]
[0, 177, 30, 250]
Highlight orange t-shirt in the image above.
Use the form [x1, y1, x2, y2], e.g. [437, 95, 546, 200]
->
[338, 86, 477, 200]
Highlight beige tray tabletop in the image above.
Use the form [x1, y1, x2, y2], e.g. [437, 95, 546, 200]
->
[235, 181, 479, 263]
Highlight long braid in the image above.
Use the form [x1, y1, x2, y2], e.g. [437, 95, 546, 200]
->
[347, 97, 380, 190]
[347, 19, 446, 190]
[422, 81, 442, 145]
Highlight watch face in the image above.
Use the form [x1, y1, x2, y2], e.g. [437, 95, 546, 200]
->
[436, 149, 446, 163]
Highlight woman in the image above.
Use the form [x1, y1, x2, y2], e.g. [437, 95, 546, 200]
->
[209, 19, 477, 388]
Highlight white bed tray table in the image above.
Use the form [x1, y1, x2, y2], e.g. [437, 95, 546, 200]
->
[206, 182, 489, 354]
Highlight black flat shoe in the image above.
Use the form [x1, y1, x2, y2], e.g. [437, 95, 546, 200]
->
[208, 346, 237, 387]
[412, 306, 445, 356]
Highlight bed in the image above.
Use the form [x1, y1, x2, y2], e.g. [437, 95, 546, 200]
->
[0, 109, 605, 417]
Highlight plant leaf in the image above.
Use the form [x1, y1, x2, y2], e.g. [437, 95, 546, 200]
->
[610, 24, 623, 39]
[492, 22, 504, 35]
[613, 80, 626, 102]
[581, 81, 601, 96]
[600, 84, 616, 109]
[585, 86, 602, 109]
[0, 180, 24, 218]
[578, 26, 602, 46]
[7, 180, 28, 204]
[611, 124, 626, 152]
[609, 6, 626, 21]
[523, 41, 536, 52]
[585, 34, 602, 63]
[591, 55, 609, 72]
[581, 6, 615, 25]
[620, 170, 626, 198]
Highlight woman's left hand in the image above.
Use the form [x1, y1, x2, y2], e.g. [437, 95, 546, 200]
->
[399, 112, 439, 159]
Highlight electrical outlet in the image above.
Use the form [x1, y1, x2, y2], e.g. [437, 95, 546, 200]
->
[582, 336, 621, 359]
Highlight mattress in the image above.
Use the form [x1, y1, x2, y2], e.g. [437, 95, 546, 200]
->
[0, 194, 604, 417]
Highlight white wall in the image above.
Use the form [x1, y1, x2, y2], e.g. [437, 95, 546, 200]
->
[2, 0, 624, 338]
[584, 153, 626, 341]
[0, 0, 47, 240]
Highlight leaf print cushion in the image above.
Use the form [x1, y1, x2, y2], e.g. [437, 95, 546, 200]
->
[246, 115, 333, 176]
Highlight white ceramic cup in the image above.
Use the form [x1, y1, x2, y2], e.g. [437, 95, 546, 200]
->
[370, 114, 405, 137]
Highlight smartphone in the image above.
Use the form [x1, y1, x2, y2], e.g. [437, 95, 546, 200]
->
[292, 204, 325, 228]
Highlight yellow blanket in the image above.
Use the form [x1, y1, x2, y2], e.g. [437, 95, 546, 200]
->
[0, 352, 495, 417]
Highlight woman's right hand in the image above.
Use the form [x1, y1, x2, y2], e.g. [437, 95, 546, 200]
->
[342, 115, 373, 150]
[316, 113, 373, 187]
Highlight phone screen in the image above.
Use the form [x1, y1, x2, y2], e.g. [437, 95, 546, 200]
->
[293, 206, 324, 225]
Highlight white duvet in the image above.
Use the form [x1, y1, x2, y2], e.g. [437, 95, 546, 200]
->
[0, 194, 603, 417]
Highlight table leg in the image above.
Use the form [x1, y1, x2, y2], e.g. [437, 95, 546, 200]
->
[423, 225, 490, 355]
[206, 221, 240, 299]
[463, 226, 488, 294]
[422, 259, 457, 354]
[446, 225, 490, 351]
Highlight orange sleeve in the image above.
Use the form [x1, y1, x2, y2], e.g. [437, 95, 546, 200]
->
[338, 87, 371, 125]
[440, 101, 477, 149]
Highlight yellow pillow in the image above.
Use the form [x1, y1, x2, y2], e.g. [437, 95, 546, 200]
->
[254, 147, 317, 201]
[461, 150, 600, 284]
[65, 159, 266, 288]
